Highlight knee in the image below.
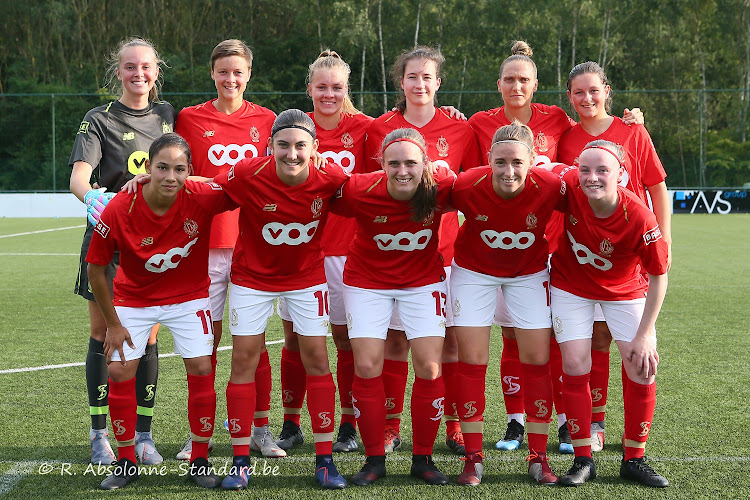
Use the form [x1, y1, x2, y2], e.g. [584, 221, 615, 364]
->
[412, 359, 440, 380]
[355, 358, 382, 379]
[562, 353, 591, 376]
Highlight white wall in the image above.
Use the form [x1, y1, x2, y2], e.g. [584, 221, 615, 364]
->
[0, 193, 84, 218]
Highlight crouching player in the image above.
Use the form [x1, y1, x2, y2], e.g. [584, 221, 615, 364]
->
[552, 141, 669, 488]
[87, 133, 236, 490]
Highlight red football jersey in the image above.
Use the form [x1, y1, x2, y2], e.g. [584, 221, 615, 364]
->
[331, 166, 455, 289]
[310, 112, 374, 256]
[468, 103, 576, 164]
[213, 156, 350, 292]
[176, 100, 275, 248]
[543, 163, 578, 255]
[451, 167, 566, 278]
[85, 180, 236, 307]
[365, 109, 482, 265]
[557, 118, 666, 204]
[550, 173, 669, 301]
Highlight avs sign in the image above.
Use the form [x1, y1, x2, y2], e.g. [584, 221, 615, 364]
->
[671, 189, 750, 214]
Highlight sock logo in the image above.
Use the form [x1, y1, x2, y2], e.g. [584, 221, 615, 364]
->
[318, 412, 332, 428]
[351, 395, 360, 419]
[228, 418, 241, 434]
[463, 401, 477, 418]
[502, 375, 521, 395]
[567, 418, 580, 435]
[347, 391, 354, 405]
[591, 388, 603, 403]
[534, 399, 549, 418]
[283, 390, 294, 403]
[97, 384, 108, 401]
[430, 397, 445, 421]
[199, 417, 213, 433]
[639, 421, 651, 437]
[144, 384, 155, 402]
[113, 419, 126, 436]
[385, 397, 396, 410]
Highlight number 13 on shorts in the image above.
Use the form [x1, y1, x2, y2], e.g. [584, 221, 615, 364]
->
[432, 290, 447, 317]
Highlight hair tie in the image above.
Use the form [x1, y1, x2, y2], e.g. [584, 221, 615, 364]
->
[490, 139, 534, 156]
[272, 124, 316, 140]
[382, 137, 428, 158]
[581, 145, 623, 167]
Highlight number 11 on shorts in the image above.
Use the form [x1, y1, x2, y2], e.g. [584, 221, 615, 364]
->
[196, 309, 213, 335]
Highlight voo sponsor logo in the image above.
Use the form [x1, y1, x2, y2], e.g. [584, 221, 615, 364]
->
[144, 238, 198, 273]
[373, 229, 432, 251]
[321, 150, 356, 173]
[480, 230, 535, 250]
[262, 221, 319, 246]
[567, 231, 612, 271]
[208, 143, 259, 166]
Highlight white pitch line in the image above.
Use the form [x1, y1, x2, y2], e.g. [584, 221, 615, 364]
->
[0, 339, 285, 375]
[0, 225, 85, 239]
[0, 253, 78, 256]
[0, 461, 37, 496]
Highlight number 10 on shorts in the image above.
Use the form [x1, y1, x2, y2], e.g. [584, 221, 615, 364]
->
[314, 290, 329, 316]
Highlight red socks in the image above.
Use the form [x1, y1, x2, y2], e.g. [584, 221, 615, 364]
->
[411, 376, 445, 455]
[442, 362, 461, 435]
[501, 336, 524, 415]
[623, 376, 656, 460]
[226, 381, 255, 456]
[280, 347, 306, 426]
[187, 373, 216, 460]
[108, 377, 137, 463]
[382, 359, 408, 434]
[353, 374, 386, 456]
[590, 349, 610, 423]
[562, 372, 592, 457]
[254, 350, 272, 428]
[456, 361, 487, 454]
[306, 373, 336, 455]
[521, 362, 553, 454]
[336, 349, 356, 427]
[549, 338, 565, 415]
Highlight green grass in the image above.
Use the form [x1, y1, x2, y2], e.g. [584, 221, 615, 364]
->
[0, 215, 749, 498]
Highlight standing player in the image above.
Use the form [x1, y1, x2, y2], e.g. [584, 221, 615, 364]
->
[69, 37, 175, 466]
[557, 61, 671, 453]
[552, 141, 669, 488]
[175, 39, 283, 460]
[364, 46, 482, 455]
[468, 41, 643, 453]
[334, 128, 454, 486]
[87, 133, 235, 489]
[274, 50, 373, 454]
[214, 110, 349, 490]
[451, 121, 565, 486]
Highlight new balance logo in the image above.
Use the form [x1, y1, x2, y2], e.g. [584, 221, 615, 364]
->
[203, 130, 215, 137]
[122, 132, 135, 141]
[140, 237, 154, 246]
[263, 204, 277, 212]
[475, 214, 488, 221]
[373, 216, 388, 223]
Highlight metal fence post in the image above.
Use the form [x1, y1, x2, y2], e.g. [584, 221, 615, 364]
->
[698, 89, 705, 188]
[51, 94, 56, 193]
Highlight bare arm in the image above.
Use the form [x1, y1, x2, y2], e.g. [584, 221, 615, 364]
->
[625, 273, 668, 378]
[87, 263, 134, 365]
[70, 161, 94, 202]
[647, 181, 672, 269]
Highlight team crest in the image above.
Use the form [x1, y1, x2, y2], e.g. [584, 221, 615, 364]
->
[341, 132, 354, 149]
[526, 212, 538, 229]
[535, 132, 549, 152]
[422, 210, 435, 226]
[553, 316, 563, 336]
[77, 121, 90, 135]
[599, 238, 614, 257]
[311, 197, 323, 218]
[569, 215, 578, 226]
[436, 136, 449, 157]
[230, 308, 239, 326]
[162, 122, 172, 134]
[249, 126, 260, 143]
[183, 219, 199, 237]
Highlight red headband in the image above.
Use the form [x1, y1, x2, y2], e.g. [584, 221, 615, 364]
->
[581, 145, 623, 167]
[382, 137, 428, 158]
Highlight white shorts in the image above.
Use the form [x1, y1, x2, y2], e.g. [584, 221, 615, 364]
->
[492, 287, 513, 327]
[230, 283, 329, 337]
[208, 248, 233, 320]
[113, 298, 215, 362]
[277, 255, 348, 327]
[550, 286, 654, 344]
[344, 282, 447, 341]
[450, 264, 552, 330]
[389, 266, 454, 331]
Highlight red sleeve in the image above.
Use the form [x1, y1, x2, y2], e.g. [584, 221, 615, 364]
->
[461, 128, 483, 170]
[329, 176, 358, 217]
[633, 125, 667, 187]
[185, 180, 239, 214]
[364, 120, 387, 173]
[85, 201, 120, 266]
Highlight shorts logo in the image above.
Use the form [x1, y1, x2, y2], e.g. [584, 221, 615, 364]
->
[145, 237, 198, 273]
[122, 132, 135, 141]
[639, 421, 651, 437]
[318, 411, 332, 428]
[475, 214, 488, 222]
[230, 308, 238, 326]
[127, 151, 149, 175]
[95, 221, 110, 239]
[463, 401, 477, 418]
[249, 126, 260, 143]
[263, 204, 277, 212]
[568, 231, 613, 271]
[590, 388, 603, 403]
[162, 122, 172, 134]
[526, 213, 538, 229]
[567, 418, 580, 435]
[599, 238, 614, 257]
[144, 384, 155, 401]
[346, 312, 353, 329]
[184, 219, 199, 238]
[352, 395, 360, 419]
[77, 121, 90, 134]
[436, 136, 449, 157]
[140, 237, 154, 246]
[373, 216, 388, 223]
[453, 299, 461, 317]
[373, 229, 432, 251]
[643, 226, 663, 246]
[208, 143, 259, 166]
[430, 397, 445, 421]
[321, 150, 356, 174]
[199, 417, 213, 433]
[113, 419, 126, 436]
[502, 375, 520, 395]
[534, 398, 549, 418]
[385, 398, 395, 411]
[203, 130, 215, 137]
[228, 418, 241, 433]
[262, 221, 320, 246]
[97, 384, 108, 401]
[553, 316, 563, 336]
[283, 390, 294, 403]
[341, 132, 354, 149]
[480, 230, 535, 250]
[311, 197, 323, 218]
